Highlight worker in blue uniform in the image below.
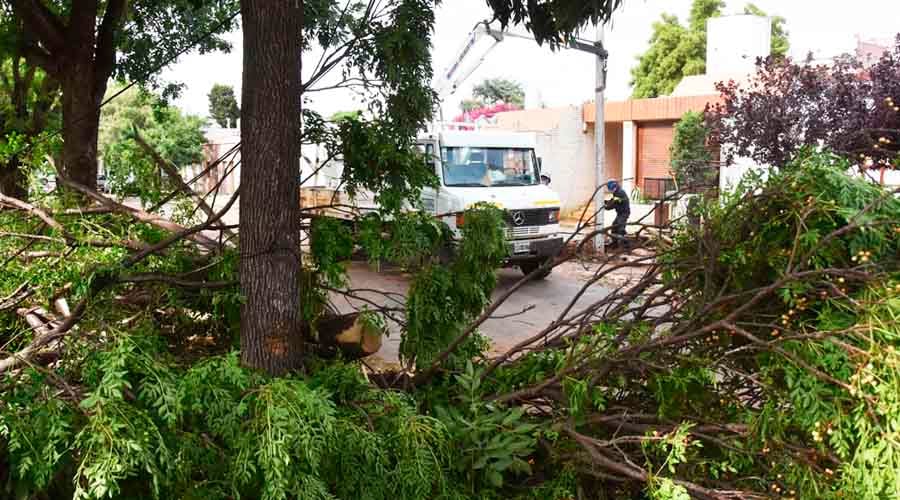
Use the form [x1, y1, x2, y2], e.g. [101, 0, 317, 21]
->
[603, 179, 630, 249]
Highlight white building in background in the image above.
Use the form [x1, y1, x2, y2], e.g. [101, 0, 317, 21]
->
[187, 127, 346, 195]
[183, 127, 241, 196]
[300, 143, 344, 188]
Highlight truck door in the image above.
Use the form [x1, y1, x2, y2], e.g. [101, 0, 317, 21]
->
[417, 141, 439, 215]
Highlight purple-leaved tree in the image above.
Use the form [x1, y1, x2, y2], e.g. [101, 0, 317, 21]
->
[707, 36, 900, 180]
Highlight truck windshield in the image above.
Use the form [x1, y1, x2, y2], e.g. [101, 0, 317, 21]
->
[441, 147, 539, 187]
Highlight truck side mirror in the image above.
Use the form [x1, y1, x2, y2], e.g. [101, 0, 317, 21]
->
[540, 174, 551, 185]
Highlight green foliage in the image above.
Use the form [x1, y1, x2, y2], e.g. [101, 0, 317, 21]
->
[644, 425, 699, 500]
[310, 217, 355, 287]
[460, 98, 483, 113]
[0, 51, 61, 195]
[649, 478, 690, 500]
[401, 203, 507, 368]
[329, 110, 362, 122]
[0, 381, 74, 496]
[355, 211, 450, 270]
[98, 85, 206, 204]
[302, 0, 440, 216]
[470, 150, 900, 497]
[630, 0, 722, 99]
[207, 83, 240, 128]
[631, 0, 790, 98]
[336, 121, 436, 216]
[0, 331, 549, 499]
[78, 1, 238, 94]
[673, 150, 900, 296]
[308, 101, 437, 216]
[669, 111, 715, 188]
[462, 78, 526, 112]
[435, 362, 537, 493]
[658, 151, 900, 497]
[484, 0, 625, 47]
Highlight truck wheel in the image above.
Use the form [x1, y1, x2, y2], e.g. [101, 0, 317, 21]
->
[520, 258, 552, 280]
[437, 243, 456, 266]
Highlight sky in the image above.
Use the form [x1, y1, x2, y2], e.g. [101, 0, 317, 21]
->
[162, 0, 900, 121]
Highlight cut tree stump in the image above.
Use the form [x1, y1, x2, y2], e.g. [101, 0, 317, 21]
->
[311, 312, 383, 360]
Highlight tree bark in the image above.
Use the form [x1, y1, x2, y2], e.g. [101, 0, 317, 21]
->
[59, 0, 103, 190]
[0, 159, 28, 200]
[60, 78, 101, 189]
[239, 0, 304, 375]
[0, 51, 59, 201]
[9, 0, 123, 192]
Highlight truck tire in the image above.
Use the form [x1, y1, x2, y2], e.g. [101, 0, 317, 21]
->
[437, 242, 456, 266]
[520, 258, 552, 280]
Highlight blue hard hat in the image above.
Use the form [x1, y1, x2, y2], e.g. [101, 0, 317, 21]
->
[606, 179, 619, 191]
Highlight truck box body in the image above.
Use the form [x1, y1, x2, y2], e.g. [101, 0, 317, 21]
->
[301, 128, 564, 275]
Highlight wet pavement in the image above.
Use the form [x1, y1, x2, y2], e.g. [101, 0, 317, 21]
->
[333, 260, 620, 367]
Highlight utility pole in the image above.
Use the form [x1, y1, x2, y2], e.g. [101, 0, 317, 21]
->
[593, 24, 608, 254]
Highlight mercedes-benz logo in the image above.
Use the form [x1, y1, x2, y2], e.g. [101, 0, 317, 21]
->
[512, 211, 525, 226]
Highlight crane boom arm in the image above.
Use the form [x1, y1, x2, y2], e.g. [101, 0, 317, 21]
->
[434, 22, 608, 100]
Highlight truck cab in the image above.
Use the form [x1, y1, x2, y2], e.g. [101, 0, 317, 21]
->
[418, 130, 564, 278]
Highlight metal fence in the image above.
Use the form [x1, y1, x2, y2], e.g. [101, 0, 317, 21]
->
[642, 162, 724, 201]
[642, 177, 677, 200]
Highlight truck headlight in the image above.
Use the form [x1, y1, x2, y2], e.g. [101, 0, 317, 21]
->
[548, 209, 559, 223]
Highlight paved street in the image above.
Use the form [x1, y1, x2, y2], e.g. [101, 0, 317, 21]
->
[127, 197, 624, 366]
[333, 260, 615, 367]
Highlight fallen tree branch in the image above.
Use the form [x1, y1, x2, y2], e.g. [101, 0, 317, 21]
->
[132, 130, 236, 241]
[56, 175, 222, 251]
[0, 190, 241, 372]
[0, 282, 33, 312]
[0, 193, 65, 232]
[0, 298, 87, 373]
[122, 186, 240, 266]
[119, 273, 238, 289]
[565, 427, 756, 500]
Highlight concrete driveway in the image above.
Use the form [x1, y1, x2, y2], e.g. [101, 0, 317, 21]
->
[332, 261, 614, 366]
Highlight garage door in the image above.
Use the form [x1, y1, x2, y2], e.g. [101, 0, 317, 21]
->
[637, 121, 675, 198]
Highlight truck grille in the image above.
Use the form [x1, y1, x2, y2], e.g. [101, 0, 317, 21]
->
[504, 208, 554, 227]
[507, 226, 540, 239]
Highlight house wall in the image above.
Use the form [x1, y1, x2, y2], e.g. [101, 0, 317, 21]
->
[197, 128, 241, 196]
[584, 95, 721, 123]
[493, 106, 602, 214]
[605, 123, 624, 184]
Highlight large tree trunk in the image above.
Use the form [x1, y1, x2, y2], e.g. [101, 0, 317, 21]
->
[60, 77, 101, 189]
[59, 1, 102, 191]
[239, 0, 304, 375]
[7, 1, 125, 196]
[0, 159, 28, 200]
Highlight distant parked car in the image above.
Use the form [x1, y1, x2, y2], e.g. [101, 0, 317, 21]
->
[97, 174, 109, 193]
[36, 174, 56, 193]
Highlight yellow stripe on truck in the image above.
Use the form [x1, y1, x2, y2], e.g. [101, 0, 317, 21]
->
[534, 200, 561, 207]
[465, 202, 504, 209]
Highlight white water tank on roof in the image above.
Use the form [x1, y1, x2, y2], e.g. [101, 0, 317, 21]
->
[706, 15, 772, 77]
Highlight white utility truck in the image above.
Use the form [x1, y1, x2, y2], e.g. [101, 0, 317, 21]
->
[419, 129, 563, 278]
[300, 20, 578, 277]
[301, 128, 564, 278]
